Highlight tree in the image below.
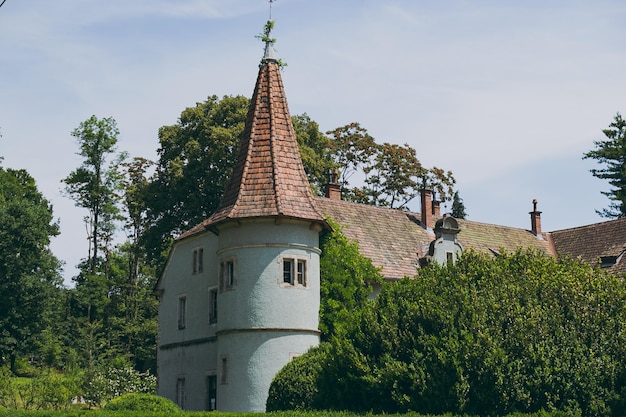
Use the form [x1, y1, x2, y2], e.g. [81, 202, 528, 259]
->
[327, 123, 456, 208]
[0, 166, 63, 373]
[360, 142, 426, 208]
[115, 157, 158, 371]
[326, 122, 378, 191]
[291, 113, 334, 194]
[451, 191, 468, 219]
[319, 219, 382, 340]
[583, 112, 626, 218]
[141, 95, 249, 267]
[63, 115, 125, 272]
[62, 115, 129, 376]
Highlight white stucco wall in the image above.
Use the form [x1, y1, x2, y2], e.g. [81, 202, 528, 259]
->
[157, 218, 322, 412]
[157, 233, 219, 409]
[217, 331, 318, 412]
[158, 341, 217, 411]
[216, 219, 321, 411]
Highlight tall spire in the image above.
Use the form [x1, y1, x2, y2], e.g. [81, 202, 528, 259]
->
[201, 25, 325, 230]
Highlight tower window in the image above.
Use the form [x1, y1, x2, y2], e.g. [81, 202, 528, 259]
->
[283, 258, 307, 287]
[207, 374, 217, 410]
[297, 260, 306, 285]
[220, 259, 235, 291]
[283, 259, 294, 284]
[220, 357, 229, 385]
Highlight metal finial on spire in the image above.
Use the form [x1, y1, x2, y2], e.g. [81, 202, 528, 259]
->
[256, 11, 287, 68]
[257, 20, 277, 62]
[268, 0, 274, 19]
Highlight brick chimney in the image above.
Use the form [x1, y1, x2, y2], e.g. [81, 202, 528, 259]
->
[325, 169, 341, 200]
[421, 188, 433, 229]
[530, 199, 542, 236]
[432, 195, 441, 218]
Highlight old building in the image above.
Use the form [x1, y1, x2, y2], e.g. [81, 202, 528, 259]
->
[156, 33, 626, 412]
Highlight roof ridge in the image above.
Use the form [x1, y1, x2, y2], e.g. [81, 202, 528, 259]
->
[552, 216, 626, 233]
[269, 76, 283, 216]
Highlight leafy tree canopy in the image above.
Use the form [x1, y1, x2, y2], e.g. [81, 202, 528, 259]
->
[583, 112, 626, 218]
[0, 166, 62, 372]
[141, 95, 249, 266]
[327, 123, 456, 208]
[319, 218, 383, 340]
[63, 115, 125, 272]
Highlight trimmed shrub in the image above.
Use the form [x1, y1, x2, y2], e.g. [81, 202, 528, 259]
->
[266, 345, 326, 411]
[103, 393, 180, 412]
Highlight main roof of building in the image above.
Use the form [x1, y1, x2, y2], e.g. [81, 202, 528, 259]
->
[316, 197, 555, 279]
[552, 217, 626, 274]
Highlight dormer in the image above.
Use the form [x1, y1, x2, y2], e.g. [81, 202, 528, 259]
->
[422, 214, 463, 266]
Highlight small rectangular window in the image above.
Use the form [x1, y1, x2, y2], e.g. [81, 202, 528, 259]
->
[297, 260, 306, 285]
[193, 247, 204, 275]
[220, 260, 235, 291]
[283, 259, 294, 284]
[220, 357, 228, 385]
[209, 289, 218, 324]
[176, 377, 186, 409]
[178, 296, 187, 329]
[446, 251, 454, 265]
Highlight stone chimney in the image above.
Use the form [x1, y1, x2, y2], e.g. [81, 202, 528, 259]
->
[420, 188, 433, 230]
[530, 199, 542, 236]
[325, 169, 341, 200]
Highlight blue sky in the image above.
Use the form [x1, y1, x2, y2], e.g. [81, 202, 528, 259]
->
[1, 0, 625, 283]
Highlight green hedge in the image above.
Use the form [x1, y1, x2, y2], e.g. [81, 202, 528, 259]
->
[0, 411, 575, 417]
[269, 250, 626, 416]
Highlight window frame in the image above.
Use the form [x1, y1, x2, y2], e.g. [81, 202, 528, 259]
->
[208, 287, 218, 324]
[192, 247, 204, 275]
[220, 356, 229, 385]
[219, 258, 235, 292]
[281, 257, 308, 288]
[176, 376, 186, 409]
[177, 295, 187, 330]
[446, 251, 454, 265]
[283, 259, 294, 284]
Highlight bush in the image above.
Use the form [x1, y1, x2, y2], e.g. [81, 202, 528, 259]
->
[103, 393, 180, 412]
[266, 345, 326, 411]
[269, 250, 626, 416]
[82, 363, 156, 407]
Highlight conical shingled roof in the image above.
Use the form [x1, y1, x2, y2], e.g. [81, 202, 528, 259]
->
[200, 58, 326, 230]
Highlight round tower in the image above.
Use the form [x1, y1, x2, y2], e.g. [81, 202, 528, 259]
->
[199, 37, 328, 411]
